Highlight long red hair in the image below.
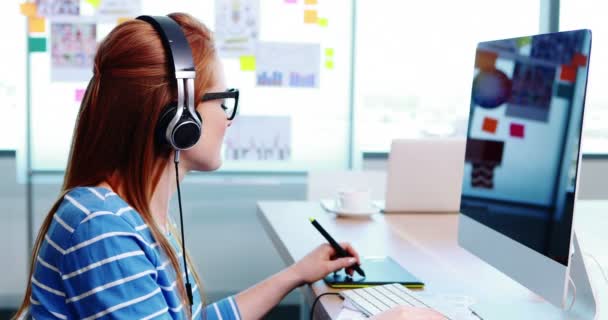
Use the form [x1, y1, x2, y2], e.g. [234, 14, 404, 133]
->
[14, 12, 216, 319]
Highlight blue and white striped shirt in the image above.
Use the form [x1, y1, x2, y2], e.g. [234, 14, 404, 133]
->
[30, 186, 242, 320]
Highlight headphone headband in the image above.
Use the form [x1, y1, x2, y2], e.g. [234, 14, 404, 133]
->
[136, 15, 201, 150]
[136, 15, 195, 79]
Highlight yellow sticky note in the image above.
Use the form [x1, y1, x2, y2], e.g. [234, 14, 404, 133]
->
[318, 17, 328, 27]
[29, 16, 45, 33]
[304, 10, 318, 24]
[117, 17, 131, 24]
[325, 48, 334, 57]
[304, 0, 318, 4]
[20, 2, 37, 17]
[86, 0, 101, 8]
[325, 60, 334, 69]
[240, 55, 256, 71]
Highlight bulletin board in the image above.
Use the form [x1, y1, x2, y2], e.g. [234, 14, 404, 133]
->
[21, 0, 353, 173]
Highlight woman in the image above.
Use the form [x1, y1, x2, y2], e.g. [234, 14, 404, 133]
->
[14, 13, 444, 320]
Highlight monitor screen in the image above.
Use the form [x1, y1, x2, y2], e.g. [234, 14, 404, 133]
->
[460, 30, 591, 266]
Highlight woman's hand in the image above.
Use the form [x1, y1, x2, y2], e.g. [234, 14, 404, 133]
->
[370, 306, 447, 320]
[289, 242, 361, 284]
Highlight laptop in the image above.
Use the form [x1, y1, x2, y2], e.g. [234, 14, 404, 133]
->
[380, 138, 465, 212]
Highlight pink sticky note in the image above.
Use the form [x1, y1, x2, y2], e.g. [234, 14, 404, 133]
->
[75, 89, 86, 102]
[510, 123, 525, 138]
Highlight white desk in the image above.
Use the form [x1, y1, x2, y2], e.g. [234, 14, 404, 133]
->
[257, 201, 608, 319]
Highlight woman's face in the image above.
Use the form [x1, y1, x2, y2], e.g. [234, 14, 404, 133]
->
[182, 59, 231, 171]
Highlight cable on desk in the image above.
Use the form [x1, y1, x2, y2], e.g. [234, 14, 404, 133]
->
[583, 252, 608, 284]
[567, 275, 577, 311]
[310, 292, 340, 320]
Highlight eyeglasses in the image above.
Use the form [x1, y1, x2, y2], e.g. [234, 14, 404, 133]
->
[201, 88, 239, 120]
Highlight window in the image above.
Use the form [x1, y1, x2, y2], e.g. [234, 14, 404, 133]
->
[354, 0, 540, 153]
[560, 0, 608, 154]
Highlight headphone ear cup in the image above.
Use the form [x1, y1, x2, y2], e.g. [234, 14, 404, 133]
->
[156, 103, 177, 148]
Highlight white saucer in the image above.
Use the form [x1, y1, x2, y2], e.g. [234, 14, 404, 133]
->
[320, 199, 381, 218]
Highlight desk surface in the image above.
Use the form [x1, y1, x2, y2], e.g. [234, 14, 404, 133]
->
[257, 201, 608, 319]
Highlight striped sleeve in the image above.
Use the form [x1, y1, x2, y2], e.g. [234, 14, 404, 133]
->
[197, 296, 242, 320]
[58, 214, 172, 320]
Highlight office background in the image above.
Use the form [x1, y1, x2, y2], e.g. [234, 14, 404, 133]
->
[1, 0, 607, 318]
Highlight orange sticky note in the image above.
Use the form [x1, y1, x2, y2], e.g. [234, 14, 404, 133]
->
[20, 2, 37, 17]
[482, 117, 498, 134]
[29, 16, 45, 33]
[305, 0, 318, 4]
[304, 10, 318, 24]
[117, 17, 131, 24]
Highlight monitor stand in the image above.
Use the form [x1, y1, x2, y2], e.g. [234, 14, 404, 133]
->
[566, 231, 597, 319]
[469, 232, 597, 320]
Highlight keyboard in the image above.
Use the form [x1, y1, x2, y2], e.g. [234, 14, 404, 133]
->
[340, 283, 467, 319]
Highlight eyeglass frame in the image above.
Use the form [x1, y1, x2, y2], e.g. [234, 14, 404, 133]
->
[201, 88, 239, 120]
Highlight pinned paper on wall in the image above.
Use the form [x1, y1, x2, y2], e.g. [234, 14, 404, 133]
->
[256, 42, 320, 88]
[240, 55, 256, 71]
[317, 17, 328, 27]
[215, 0, 259, 57]
[51, 22, 97, 81]
[28, 37, 47, 53]
[20, 2, 38, 17]
[29, 17, 46, 33]
[510, 123, 525, 138]
[74, 88, 86, 102]
[223, 116, 292, 161]
[96, 0, 141, 18]
[482, 117, 498, 134]
[304, 10, 318, 24]
[37, 0, 80, 17]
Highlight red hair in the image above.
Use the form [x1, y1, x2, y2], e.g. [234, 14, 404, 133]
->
[14, 13, 216, 319]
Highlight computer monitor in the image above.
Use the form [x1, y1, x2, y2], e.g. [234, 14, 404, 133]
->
[458, 29, 594, 317]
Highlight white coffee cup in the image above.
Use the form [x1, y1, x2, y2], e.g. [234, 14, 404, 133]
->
[336, 189, 372, 212]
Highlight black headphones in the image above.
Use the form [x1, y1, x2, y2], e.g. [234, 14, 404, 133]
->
[136, 15, 197, 307]
[137, 15, 202, 150]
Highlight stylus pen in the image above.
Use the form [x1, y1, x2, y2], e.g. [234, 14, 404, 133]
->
[309, 217, 366, 277]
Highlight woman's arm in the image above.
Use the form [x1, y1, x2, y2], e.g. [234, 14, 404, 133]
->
[234, 242, 360, 320]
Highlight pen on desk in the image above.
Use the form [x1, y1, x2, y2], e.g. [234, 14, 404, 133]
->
[309, 217, 366, 277]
